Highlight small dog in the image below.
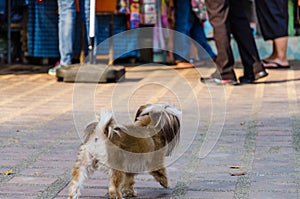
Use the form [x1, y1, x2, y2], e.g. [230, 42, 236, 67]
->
[68, 104, 181, 199]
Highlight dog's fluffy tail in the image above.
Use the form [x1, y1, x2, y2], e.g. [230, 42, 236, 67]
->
[95, 109, 118, 140]
[135, 104, 181, 156]
[95, 109, 129, 141]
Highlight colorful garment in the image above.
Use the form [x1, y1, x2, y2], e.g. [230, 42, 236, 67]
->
[117, 0, 140, 28]
[191, 0, 207, 21]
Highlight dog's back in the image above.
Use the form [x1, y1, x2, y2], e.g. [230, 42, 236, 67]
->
[105, 125, 166, 173]
[106, 125, 156, 153]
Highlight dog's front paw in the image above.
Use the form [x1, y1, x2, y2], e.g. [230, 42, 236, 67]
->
[68, 185, 80, 199]
[109, 188, 124, 199]
[123, 188, 138, 197]
[68, 193, 79, 199]
[109, 195, 125, 199]
[159, 178, 169, 188]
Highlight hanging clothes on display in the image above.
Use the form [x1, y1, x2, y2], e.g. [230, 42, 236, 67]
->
[117, 0, 140, 29]
[153, 0, 169, 63]
[27, 0, 59, 58]
[130, 0, 140, 28]
[191, 0, 207, 22]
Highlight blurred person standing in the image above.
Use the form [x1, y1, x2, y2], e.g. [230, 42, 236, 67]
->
[173, 0, 216, 68]
[201, 0, 268, 85]
[48, 0, 96, 75]
[242, 0, 257, 35]
[255, 0, 290, 69]
[48, 0, 76, 75]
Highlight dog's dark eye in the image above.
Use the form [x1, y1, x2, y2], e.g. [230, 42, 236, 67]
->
[114, 127, 121, 131]
[104, 128, 108, 136]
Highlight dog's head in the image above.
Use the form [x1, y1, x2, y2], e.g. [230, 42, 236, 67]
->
[134, 104, 181, 155]
[134, 104, 181, 125]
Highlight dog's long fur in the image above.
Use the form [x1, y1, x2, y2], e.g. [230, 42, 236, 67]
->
[68, 104, 181, 199]
[134, 104, 181, 156]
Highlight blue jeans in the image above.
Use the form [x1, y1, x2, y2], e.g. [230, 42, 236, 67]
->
[58, 0, 76, 65]
[58, 0, 97, 65]
[173, 0, 216, 61]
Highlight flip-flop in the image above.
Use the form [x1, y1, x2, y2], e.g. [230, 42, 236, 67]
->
[262, 59, 290, 69]
[174, 61, 194, 68]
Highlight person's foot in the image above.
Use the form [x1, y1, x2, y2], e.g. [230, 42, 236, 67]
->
[200, 76, 238, 85]
[174, 60, 193, 68]
[48, 62, 62, 75]
[239, 70, 268, 84]
[262, 59, 290, 69]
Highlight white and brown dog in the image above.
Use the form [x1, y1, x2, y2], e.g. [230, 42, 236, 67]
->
[68, 104, 181, 199]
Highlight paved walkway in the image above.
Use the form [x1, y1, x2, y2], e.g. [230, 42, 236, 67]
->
[0, 62, 300, 199]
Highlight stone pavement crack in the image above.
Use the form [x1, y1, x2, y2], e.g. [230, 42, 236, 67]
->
[233, 83, 265, 199]
[36, 168, 71, 199]
[172, 133, 205, 198]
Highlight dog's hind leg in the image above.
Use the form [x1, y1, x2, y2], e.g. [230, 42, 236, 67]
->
[109, 169, 124, 199]
[68, 146, 97, 199]
[150, 167, 169, 188]
[123, 173, 138, 197]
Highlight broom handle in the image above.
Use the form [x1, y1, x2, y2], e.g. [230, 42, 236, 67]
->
[89, 0, 96, 64]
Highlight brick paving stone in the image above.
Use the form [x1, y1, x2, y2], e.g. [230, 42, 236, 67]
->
[249, 191, 298, 199]
[8, 176, 56, 185]
[130, 189, 173, 198]
[195, 173, 235, 182]
[185, 191, 234, 199]
[250, 181, 298, 192]
[19, 167, 67, 176]
[31, 160, 74, 168]
[0, 184, 47, 194]
[58, 186, 108, 198]
[0, 195, 38, 199]
[0, 152, 31, 160]
[0, 159, 21, 167]
[38, 153, 77, 161]
[189, 180, 236, 192]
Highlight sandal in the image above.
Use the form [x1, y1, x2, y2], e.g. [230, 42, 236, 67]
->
[262, 60, 290, 69]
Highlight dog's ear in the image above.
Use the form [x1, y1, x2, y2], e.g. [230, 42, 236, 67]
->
[110, 125, 127, 138]
[83, 122, 98, 143]
[103, 119, 113, 137]
[134, 114, 151, 126]
[134, 104, 150, 121]
[146, 105, 181, 156]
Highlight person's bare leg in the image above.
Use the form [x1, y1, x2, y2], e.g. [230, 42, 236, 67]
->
[267, 42, 276, 59]
[263, 36, 289, 67]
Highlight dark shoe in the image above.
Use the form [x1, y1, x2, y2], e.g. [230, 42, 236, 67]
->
[239, 70, 268, 84]
[200, 76, 238, 85]
[255, 70, 268, 79]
